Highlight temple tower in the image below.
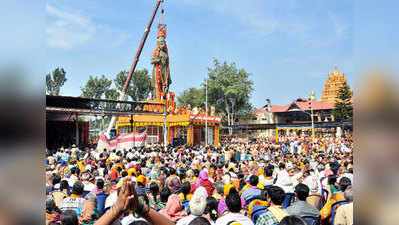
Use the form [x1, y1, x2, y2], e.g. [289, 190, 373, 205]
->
[320, 65, 349, 104]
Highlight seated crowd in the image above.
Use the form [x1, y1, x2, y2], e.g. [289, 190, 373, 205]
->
[45, 137, 353, 225]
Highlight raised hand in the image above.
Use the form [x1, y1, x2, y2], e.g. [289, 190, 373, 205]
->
[113, 178, 135, 214]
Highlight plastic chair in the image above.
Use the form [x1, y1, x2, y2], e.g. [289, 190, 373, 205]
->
[182, 200, 190, 214]
[245, 196, 261, 206]
[263, 185, 273, 190]
[306, 194, 322, 210]
[331, 200, 348, 225]
[283, 193, 296, 208]
[320, 189, 329, 209]
[302, 215, 321, 225]
[96, 193, 109, 215]
[82, 191, 90, 198]
[248, 200, 268, 219]
[251, 205, 268, 224]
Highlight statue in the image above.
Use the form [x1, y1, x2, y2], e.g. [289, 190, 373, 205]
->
[146, 91, 152, 101]
[167, 105, 174, 113]
[192, 106, 198, 115]
[151, 24, 172, 100]
[211, 106, 216, 116]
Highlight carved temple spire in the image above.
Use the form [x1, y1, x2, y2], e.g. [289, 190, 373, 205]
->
[320, 65, 349, 104]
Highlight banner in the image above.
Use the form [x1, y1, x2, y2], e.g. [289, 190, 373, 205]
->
[96, 131, 147, 152]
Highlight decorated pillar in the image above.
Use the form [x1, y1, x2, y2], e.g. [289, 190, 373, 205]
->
[187, 125, 194, 145]
[214, 126, 220, 146]
[167, 126, 170, 145]
[186, 126, 190, 145]
[191, 125, 194, 145]
[275, 128, 279, 142]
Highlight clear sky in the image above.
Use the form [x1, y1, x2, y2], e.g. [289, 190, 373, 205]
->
[41, 0, 391, 108]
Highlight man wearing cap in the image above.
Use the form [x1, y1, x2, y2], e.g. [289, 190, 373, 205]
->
[176, 192, 207, 225]
[81, 172, 96, 192]
[136, 175, 149, 195]
[61, 150, 70, 167]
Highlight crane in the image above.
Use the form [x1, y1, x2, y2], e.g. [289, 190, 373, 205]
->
[105, 0, 165, 138]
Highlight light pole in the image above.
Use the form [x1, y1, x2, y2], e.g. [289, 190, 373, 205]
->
[310, 91, 316, 143]
[264, 98, 271, 137]
[263, 99, 271, 123]
[205, 78, 208, 146]
[163, 102, 167, 151]
[298, 91, 316, 142]
[229, 98, 236, 136]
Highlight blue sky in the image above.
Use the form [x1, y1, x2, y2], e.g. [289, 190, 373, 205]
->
[44, 0, 356, 107]
[0, 1, 397, 108]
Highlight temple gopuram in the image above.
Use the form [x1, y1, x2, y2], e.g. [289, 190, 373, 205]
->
[320, 66, 350, 104]
[115, 23, 221, 146]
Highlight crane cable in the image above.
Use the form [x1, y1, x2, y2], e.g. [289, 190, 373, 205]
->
[158, 7, 165, 25]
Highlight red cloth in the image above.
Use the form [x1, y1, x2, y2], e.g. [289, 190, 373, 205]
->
[200, 180, 215, 196]
[190, 183, 197, 194]
[110, 169, 118, 181]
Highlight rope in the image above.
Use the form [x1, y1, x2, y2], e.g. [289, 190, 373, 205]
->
[158, 8, 165, 25]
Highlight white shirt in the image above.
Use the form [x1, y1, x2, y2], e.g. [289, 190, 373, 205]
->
[92, 151, 100, 161]
[110, 152, 117, 159]
[64, 176, 76, 187]
[290, 143, 295, 154]
[211, 153, 218, 162]
[126, 152, 134, 160]
[303, 175, 321, 194]
[176, 215, 198, 225]
[121, 214, 148, 225]
[83, 181, 96, 192]
[105, 191, 118, 209]
[215, 212, 254, 225]
[275, 169, 294, 193]
[276, 170, 292, 186]
[259, 174, 274, 186]
[98, 168, 105, 176]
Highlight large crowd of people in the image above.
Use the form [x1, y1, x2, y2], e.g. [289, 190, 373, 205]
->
[45, 135, 353, 225]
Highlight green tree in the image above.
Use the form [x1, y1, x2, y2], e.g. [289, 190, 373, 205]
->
[206, 59, 254, 127]
[177, 87, 205, 108]
[46, 67, 67, 95]
[104, 88, 119, 107]
[332, 81, 353, 121]
[114, 69, 152, 101]
[105, 88, 119, 100]
[80, 75, 112, 99]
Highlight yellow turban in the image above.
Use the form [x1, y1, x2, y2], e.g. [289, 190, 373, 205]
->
[128, 168, 137, 177]
[137, 175, 147, 186]
[257, 169, 264, 176]
[227, 164, 235, 173]
[224, 183, 234, 196]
